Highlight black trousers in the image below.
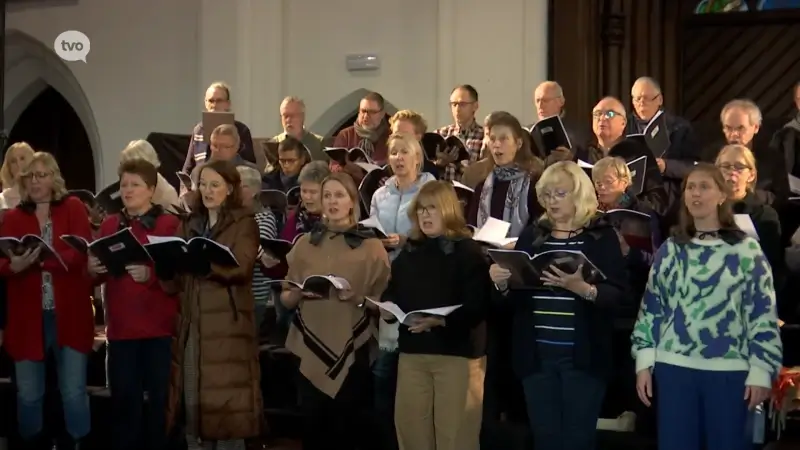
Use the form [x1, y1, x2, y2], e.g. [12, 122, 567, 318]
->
[107, 336, 172, 450]
[297, 348, 375, 450]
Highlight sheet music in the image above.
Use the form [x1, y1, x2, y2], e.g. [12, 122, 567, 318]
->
[473, 218, 517, 247]
[788, 174, 800, 195]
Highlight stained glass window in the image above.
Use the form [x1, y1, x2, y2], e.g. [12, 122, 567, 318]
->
[694, 0, 800, 13]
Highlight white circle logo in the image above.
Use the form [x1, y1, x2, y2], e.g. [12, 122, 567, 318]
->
[54, 30, 90, 63]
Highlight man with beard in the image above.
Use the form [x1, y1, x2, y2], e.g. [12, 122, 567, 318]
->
[333, 91, 391, 183]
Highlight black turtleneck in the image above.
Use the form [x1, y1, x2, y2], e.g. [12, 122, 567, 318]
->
[382, 236, 490, 358]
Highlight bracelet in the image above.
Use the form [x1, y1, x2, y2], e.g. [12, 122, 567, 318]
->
[583, 284, 597, 301]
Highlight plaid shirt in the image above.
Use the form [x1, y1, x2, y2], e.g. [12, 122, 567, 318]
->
[436, 121, 485, 181]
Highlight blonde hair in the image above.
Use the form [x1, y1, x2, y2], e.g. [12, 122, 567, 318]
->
[407, 181, 471, 241]
[120, 139, 161, 169]
[1, 142, 35, 187]
[591, 156, 632, 187]
[389, 110, 428, 135]
[536, 161, 598, 228]
[210, 123, 241, 147]
[715, 144, 758, 191]
[19, 152, 69, 202]
[720, 99, 762, 126]
[321, 172, 361, 226]
[387, 132, 424, 173]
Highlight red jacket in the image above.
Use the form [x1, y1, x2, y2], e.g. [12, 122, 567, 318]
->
[95, 209, 180, 340]
[0, 196, 94, 361]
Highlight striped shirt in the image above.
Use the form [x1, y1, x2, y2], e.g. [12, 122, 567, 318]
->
[531, 234, 587, 358]
[254, 210, 278, 306]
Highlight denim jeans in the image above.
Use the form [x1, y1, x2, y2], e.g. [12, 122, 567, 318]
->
[107, 336, 172, 450]
[14, 310, 90, 440]
[521, 357, 606, 450]
[372, 349, 399, 450]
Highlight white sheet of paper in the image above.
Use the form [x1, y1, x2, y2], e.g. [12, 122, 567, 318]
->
[473, 217, 517, 247]
[578, 160, 594, 169]
[366, 298, 462, 325]
[789, 174, 800, 195]
[734, 214, 759, 241]
[452, 180, 474, 192]
[359, 216, 387, 236]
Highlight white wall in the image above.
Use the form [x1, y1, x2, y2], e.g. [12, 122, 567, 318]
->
[6, 0, 548, 187]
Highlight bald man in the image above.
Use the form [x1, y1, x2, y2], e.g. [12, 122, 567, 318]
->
[530, 81, 590, 166]
[627, 77, 698, 219]
[576, 96, 669, 217]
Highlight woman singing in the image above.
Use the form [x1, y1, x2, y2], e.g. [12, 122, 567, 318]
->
[488, 161, 628, 450]
[632, 163, 782, 450]
[385, 181, 490, 450]
[88, 159, 180, 450]
[0, 152, 94, 449]
[164, 159, 262, 450]
[281, 172, 390, 450]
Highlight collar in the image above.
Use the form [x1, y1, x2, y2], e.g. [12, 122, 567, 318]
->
[406, 235, 464, 255]
[18, 196, 66, 213]
[453, 120, 480, 135]
[309, 223, 374, 249]
[120, 204, 163, 231]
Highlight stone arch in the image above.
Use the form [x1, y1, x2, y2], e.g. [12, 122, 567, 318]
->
[310, 88, 399, 138]
[4, 29, 102, 188]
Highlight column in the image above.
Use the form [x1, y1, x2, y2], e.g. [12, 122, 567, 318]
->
[436, 0, 456, 127]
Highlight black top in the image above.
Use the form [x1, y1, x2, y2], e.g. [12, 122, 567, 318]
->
[383, 236, 491, 358]
[502, 216, 629, 379]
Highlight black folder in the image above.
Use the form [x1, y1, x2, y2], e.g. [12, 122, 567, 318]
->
[610, 138, 660, 196]
[530, 115, 572, 156]
[487, 249, 605, 289]
[259, 234, 303, 263]
[0, 234, 66, 269]
[62, 227, 151, 277]
[68, 181, 123, 214]
[324, 147, 372, 166]
[358, 165, 393, 211]
[628, 110, 670, 157]
[602, 209, 654, 252]
[144, 236, 239, 277]
[260, 186, 301, 211]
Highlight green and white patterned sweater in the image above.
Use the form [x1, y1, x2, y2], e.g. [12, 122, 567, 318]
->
[632, 236, 782, 388]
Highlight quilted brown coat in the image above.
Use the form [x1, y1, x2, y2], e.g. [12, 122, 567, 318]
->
[164, 207, 263, 440]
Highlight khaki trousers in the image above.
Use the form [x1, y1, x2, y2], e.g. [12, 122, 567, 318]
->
[394, 353, 485, 450]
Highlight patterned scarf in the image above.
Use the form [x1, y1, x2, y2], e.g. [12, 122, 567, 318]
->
[354, 120, 388, 157]
[477, 166, 530, 237]
[295, 207, 321, 234]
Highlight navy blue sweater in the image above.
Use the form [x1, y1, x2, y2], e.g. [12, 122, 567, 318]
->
[504, 217, 629, 379]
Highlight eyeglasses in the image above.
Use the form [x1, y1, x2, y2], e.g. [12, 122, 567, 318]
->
[594, 177, 620, 189]
[449, 101, 476, 108]
[279, 158, 299, 165]
[631, 94, 661, 103]
[25, 171, 52, 180]
[540, 189, 570, 202]
[592, 110, 625, 120]
[717, 163, 751, 173]
[206, 97, 228, 104]
[416, 205, 436, 215]
[359, 108, 382, 115]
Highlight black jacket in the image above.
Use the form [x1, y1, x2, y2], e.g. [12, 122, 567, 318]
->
[702, 139, 789, 210]
[382, 237, 491, 358]
[626, 110, 699, 216]
[733, 192, 784, 292]
[502, 216, 629, 379]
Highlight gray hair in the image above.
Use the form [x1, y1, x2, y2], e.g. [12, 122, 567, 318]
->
[280, 96, 306, 111]
[298, 160, 331, 185]
[121, 140, 161, 169]
[633, 76, 662, 94]
[721, 99, 762, 126]
[236, 165, 262, 192]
